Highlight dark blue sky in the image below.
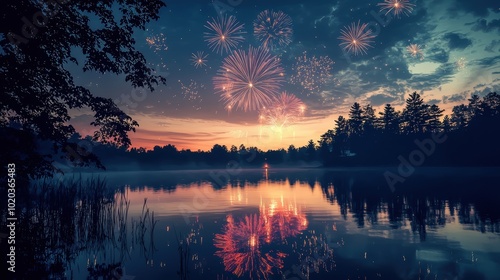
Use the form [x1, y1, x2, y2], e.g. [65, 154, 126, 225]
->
[70, 0, 500, 150]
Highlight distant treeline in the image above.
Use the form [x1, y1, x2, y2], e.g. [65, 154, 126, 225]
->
[73, 92, 500, 170]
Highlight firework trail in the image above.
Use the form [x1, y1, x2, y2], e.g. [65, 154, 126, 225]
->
[191, 51, 208, 68]
[290, 51, 334, 91]
[214, 47, 285, 112]
[254, 10, 293, 50]
[204, 15, 246, 55]
[378, 0, 415, 17]
[339, 21, 375, 56]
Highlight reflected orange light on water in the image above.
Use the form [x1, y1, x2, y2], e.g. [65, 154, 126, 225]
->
[214, 214, 283, 279]
[213, 191, 309, 279]
[123, 178, 342, 219]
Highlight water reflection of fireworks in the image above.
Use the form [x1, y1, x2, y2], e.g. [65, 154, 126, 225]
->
[214, 214, 285, 280]
[286, 229, 336, 279]
[260, 198, 308, 242]
[290, 51, 334, 92]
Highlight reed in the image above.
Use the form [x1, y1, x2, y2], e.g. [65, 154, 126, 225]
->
[11, 176, 156, 278]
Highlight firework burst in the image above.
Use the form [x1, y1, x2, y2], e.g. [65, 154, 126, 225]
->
[406, 44, 424, 60]
[191, 51, 208, 68]
[214, 47, 285, 112]
[204, 15, 246, 55]
[377, 0, 415, 17]
[339, 21, 375, 56]
[145, 29, 168, 53]
[179, 79, 204, 109]
[214, 214, 285, 279]
[254, 10, 293, 50]
[259, 92, 305, 129]
[290, 51, 334, 91]
[455, 57, 467, 71]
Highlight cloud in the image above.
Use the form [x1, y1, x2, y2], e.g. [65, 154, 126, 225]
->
[367, 94, 399, 106]
[443, 32, 472, 50]
[130, 128, 230, 150]
[408, 62, 456, 91]
[426, 46, 449, 63]
[470, 19, 500, 33]
[474, 55, 500, 66]
[427, 99, 441, 105]
[449, 0, 499, 17]
[485, 40, 500, 52]
[135, 128, 225, 140]
[130, 137, 200, 150]
[443, 92, 468, 104]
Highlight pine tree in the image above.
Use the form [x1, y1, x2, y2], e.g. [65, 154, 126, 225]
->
[442, 115, 451, 133]
[362, 104, 377, 134]
[348, 102, 364, 136]
[334, 116, 349, 155]
[379, 104, 400, 134]
[402, 92, 430, 134]
[427, 104, 444, 133]
[451, 104, 469, 129]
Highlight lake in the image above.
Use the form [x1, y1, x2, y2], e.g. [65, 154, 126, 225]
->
[11, 167, 500, 279]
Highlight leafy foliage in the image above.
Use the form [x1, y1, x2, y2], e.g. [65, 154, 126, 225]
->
[0, 0, 167, 178]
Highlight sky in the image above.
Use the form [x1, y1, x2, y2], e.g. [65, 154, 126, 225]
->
[70, 0, 500, 151]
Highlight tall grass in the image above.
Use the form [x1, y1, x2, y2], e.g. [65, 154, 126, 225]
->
[173, 227, 190, 280]
[10, 176, 156, 278]
[131, 197, 158, 260]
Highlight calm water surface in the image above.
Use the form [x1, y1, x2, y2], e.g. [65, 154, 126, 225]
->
[41, 168, 500, 279]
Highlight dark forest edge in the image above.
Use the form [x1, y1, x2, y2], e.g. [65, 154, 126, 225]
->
[45, 91, 500, 173]
[1, 0, 498, 182]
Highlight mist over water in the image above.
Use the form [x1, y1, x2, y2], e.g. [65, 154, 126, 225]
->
[5, 167, 500, 279]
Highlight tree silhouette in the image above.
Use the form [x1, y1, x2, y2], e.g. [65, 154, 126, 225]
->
[402, 92, 429, 134]
[379, 104, 400, 134]
[451, 104, 469, 130]
[427, 104, 444, 133]
[442, 115, 451, 133]
[1, 0, 167, 178]
[362, 104, 377, 134]
[306, 139, 317, 161]
[348, 102, 364, 136]
[211, 144, 229, 163]
[318, 130, 334, 164]
[287, 145, 298, 161]
[62, 91, 500, 170]
[334, 116, 349, 156]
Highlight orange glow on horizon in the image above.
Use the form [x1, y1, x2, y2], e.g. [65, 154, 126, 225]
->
[70, 94, 458, 152]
